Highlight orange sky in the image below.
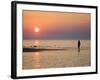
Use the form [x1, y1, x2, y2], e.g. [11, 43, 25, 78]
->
[23, 10, 90, 40]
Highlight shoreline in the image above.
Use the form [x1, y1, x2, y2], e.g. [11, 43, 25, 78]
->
[23, 48, 66, 52]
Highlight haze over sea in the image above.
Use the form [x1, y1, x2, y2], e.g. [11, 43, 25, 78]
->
[22, 40, 90, 69]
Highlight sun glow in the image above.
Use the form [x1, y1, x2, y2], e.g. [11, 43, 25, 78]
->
[34, 27, 40, 32]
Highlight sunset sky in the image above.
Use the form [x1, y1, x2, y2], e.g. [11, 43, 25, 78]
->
[23, 10, 91, 40]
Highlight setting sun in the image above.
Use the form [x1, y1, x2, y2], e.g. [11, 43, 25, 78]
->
[34, 27, 40, 32]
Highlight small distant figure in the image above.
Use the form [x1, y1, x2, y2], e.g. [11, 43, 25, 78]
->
[78, 40, 81, 52]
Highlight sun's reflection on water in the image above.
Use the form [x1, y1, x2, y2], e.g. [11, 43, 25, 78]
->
[33, 52, 41, 68]
[33, 40, 40, 46]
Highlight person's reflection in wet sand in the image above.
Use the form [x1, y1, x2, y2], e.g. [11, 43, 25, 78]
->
[78, 48, 80, 52]
[77, 40, 81, 53]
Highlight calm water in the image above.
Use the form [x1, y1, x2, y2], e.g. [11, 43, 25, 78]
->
[22, 40, 91, 69]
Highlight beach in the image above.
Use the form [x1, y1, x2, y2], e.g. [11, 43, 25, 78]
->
[22, 40, 90, 69]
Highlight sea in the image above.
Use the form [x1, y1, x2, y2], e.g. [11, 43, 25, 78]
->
[22, 40, 90, 69]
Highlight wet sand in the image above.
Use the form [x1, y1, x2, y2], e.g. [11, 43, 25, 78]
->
[22, 48, 90, 69]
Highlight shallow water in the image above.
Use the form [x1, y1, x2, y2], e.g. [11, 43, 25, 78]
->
[22, 40, 90, 69]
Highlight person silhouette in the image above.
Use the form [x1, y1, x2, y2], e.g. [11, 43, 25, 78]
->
[78, 40, 81, 52]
